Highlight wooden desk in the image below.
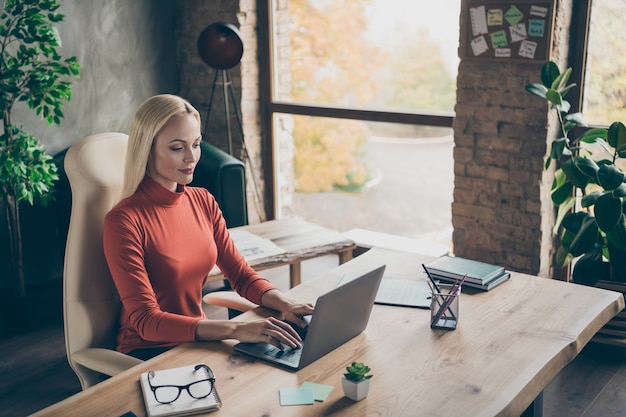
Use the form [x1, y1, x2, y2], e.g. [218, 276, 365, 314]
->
[32, 248, 624, 417]
[209, 217, 355, 287]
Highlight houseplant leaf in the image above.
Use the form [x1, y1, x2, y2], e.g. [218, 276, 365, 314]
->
[545, 88, 563, 107]
[551, 169, 572, 205]
[563, 112, 587, 131]
[613, 183, 626, 198]
[525, 83, 548, 99]
[597, 164, 625, 191]
[572, 246, 604, 285]
[562, 212, 599, 256]
[594, 193, 622, 232]
[553, 196, 576, 234]
[563, 157, 593, 187]
[572, 156, 599, 180]
[581, 191, 602, 208]
[541, 61, 560, 87]
[606, 216, 626, 250]
[578, 128, 608, 144]
[607, 121, 626, 149]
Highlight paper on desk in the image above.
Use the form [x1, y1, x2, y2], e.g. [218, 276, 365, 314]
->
[279, 387, 314, 406]
[209, 230, 287, 276]
[229, 229, 286, 262]
[300, 382, 334, 402]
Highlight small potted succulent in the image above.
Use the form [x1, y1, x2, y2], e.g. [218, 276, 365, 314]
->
[341, 361, 373, 401]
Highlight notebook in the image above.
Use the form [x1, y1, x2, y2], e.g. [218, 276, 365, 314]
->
[233, 264, 386, 370]
[139, 363, 221, 417]
[338, 274, 431, 308]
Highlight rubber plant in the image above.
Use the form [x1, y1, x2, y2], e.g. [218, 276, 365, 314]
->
[525, 61, 626, 285]
[0, 0, 80, 297]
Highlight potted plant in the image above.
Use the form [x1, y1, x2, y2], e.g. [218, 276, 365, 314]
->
[341, 361, 373, 401]
[0, 0, 80, 299]
[525, 61, 626, 286]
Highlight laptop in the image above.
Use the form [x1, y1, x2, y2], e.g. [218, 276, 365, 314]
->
[233, 264, 386, 370]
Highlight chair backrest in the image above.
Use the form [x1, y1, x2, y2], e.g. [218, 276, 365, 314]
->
[63, 132, 128, 386]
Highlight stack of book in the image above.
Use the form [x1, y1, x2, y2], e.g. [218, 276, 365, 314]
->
[425, 255, 510, 291]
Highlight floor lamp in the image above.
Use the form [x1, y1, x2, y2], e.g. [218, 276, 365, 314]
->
[197, 22, 265, 218]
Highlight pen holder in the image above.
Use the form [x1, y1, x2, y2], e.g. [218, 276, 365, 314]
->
[430, 285, 459, 330]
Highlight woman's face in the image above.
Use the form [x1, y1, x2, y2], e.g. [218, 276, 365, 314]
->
[146, 113, 201, 192]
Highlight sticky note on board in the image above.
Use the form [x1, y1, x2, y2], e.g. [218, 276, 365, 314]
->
[489, 30, 508, 49]
[495, 48, 511, 58]
[504, 5, 524, 26]
[470, 5, 488, 36]
[528, 19, 545, 37]
[530, 5, 548, 18]
[509, 23, 528, 42]
[518, 39, 538, 59]
[487, 8, 503, 26]
[471, 35, 489, 56]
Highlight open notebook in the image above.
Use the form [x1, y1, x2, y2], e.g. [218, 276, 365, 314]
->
[140, 363, 221, 417]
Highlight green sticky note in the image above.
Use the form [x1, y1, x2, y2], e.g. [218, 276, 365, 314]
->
[504, 5, 524, 26]
[301, 382, 334, 402]
[489, 30, 508, 49]
[279, 387, 314, 406]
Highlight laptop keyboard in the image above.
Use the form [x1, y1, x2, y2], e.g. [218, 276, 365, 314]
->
[262, 321, 308, 364]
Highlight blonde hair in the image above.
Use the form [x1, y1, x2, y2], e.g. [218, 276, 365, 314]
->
[121, 94, 201, 199]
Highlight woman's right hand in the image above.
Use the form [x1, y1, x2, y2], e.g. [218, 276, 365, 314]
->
[233, 316, 302, 349]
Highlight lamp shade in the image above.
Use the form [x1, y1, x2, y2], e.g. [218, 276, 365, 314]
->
[197, 22, 244, 70]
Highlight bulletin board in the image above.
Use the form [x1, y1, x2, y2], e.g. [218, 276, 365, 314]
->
[460, 0, 556, 62]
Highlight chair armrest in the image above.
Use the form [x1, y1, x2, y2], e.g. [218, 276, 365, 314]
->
[72, 348, 143, 377]
[203, 291, 258, 313]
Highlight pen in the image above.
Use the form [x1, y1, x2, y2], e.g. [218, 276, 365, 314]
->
[422, 263, 442, 293]
[431, 274, 466, 327]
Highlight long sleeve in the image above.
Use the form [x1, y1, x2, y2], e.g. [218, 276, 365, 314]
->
[103, 177, 276, 353]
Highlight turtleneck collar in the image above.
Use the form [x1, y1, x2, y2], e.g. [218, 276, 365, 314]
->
[138, 176, 185, 207]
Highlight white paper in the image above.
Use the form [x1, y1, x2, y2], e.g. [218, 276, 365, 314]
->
[470, 35, 489, 56]
[495, 48, 511, 58]
[518, 39, 538, 59]
[470, 5, 488, 36]
[509, 23, 528, 42]
[530, 5, 548, 18]
[229, 229, 286, 261]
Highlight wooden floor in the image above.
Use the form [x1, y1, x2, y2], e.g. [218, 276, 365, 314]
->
[2, 256, 626, 417]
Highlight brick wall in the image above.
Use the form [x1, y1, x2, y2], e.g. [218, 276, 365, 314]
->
[452, 0, 572, 277]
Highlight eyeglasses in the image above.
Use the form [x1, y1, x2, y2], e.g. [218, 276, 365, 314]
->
[148, 364, 215, 404]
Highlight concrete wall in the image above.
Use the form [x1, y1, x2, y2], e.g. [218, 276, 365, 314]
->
[0, 0, 178, 288]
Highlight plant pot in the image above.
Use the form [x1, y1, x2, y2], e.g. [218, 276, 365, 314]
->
[341, 377, 370, 401]
[593, 279, 626, 346]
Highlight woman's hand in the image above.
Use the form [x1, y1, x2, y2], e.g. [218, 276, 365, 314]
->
[233, 316, 303, 349]
[260, 289, 314, 328]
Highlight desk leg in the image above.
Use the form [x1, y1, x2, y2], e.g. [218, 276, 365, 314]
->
[290, 262, 302, 288]
[339, 249, 353, 264]
[521, 391, 543, 417]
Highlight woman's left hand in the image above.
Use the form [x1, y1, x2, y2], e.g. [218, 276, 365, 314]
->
[281, 301, 315, 328]
[261, 289, 314, 328]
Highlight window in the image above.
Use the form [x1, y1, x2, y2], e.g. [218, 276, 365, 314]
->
[260, 0, 457, 245]
[583, 0, 626, 125]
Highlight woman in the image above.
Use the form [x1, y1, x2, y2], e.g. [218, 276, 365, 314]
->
[103, 94, 314, 360]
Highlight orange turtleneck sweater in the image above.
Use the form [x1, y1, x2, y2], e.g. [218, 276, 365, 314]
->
[103, 176, 276, 353]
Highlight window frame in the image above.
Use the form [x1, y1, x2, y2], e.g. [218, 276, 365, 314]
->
[258, 0, 455, 219]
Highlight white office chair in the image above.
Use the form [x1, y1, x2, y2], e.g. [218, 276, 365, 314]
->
[63, 132, 142, 389]
[63, 133, 255, 389]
